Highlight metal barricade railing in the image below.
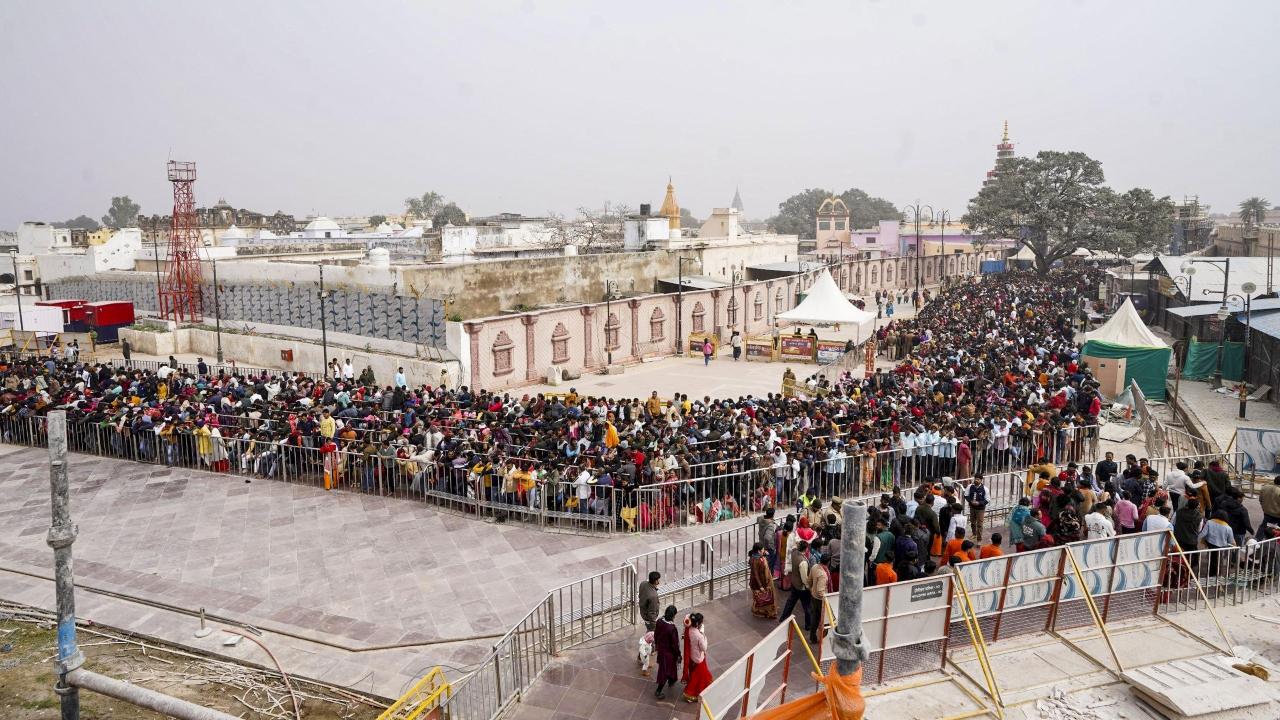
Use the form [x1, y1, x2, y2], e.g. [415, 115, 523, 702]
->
[1159, 534, 1280, 613]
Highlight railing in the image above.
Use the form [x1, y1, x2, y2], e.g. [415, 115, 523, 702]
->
[438, 521, 755, 720]
[1159, 534, 1280, 614]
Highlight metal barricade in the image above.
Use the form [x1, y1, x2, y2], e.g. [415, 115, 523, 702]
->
[1160, 535, 1280, 613]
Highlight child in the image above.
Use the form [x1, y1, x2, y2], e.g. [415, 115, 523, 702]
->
[637, 630, 655, 676]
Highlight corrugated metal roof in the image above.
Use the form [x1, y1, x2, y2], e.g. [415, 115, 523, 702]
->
[1242, 309, 1280, 341]
[748, 261, 827, 273]
[1167, 298, 1280, 318]
[1143, 255, 1274, 299]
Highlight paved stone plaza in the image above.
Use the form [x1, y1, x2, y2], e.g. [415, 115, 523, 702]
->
[0, 443, 747, 699]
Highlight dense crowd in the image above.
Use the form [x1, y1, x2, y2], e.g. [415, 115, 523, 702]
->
[2, 270, 1106, 531]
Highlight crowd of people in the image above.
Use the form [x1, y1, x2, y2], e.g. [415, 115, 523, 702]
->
[1, 269, 1107, 541]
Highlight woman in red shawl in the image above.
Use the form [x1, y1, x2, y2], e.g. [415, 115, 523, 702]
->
[681, 612, 713, 703]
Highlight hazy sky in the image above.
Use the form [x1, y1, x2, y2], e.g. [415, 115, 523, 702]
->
[2, 0, 1276, 229]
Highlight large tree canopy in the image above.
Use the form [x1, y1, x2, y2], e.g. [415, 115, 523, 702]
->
[963, 150, 1173, 273]
[101, 196, 141, 228]
[768, 187, 899, 239]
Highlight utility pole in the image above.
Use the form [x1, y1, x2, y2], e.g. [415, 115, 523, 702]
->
[10, 250, 24, 331]
[210, 255, 224, 364]
[47, 410, 81, 720]
[833, 501, 868, 677]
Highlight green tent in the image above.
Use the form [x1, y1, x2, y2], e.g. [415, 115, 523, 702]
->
[1080, 299, 1172, 400]
[1080, 339, 1172, 400]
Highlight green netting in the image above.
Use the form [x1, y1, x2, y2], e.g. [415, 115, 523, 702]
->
[1080, 339, 1172, 400]
[1182, 339, 1244, 382]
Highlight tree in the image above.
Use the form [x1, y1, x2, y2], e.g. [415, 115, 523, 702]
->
[432, 202, 467, 228]
[1107, 188, 1175, 258]
[404, 191, 444, 220]
[679, 207, 700, 229]
[1239, 197, 1271, 226]
[57, 215, 100, 230]
[767, 187, 899, 238]
[838, 188, 901, 229]
[542, 207, 625, 251]
[368, 214, 387, 227]
[101, 196, 140, 228]
[767, 188, 831, 238]
[963, 150, 1172, 273]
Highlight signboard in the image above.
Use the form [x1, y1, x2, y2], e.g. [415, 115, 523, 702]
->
[909, 580, 945, 602]
[864, 338, 877, 378]
[779, 335, 814, 360]
[686, 334, 716, 357]
[816, 340, 845, 365]
[745, 340, 773, 361]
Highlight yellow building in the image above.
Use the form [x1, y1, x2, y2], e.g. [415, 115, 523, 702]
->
[86, 227, 115, 245]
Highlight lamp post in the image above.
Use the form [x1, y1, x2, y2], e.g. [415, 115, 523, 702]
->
[730, 269, 742, 330]
[8, 250, 23, 332]
[1224, 283, 1257, 417]
[209, 254, 224, 363]
[902, 202, 933, 299]
[152, 236, 164, 314]
[604, 279, 617, 366]
[936, 209, 951, 289]
[318, 263, 330, 376]
[675, 256, 698, 352]
[1188, 257, 1231, 389]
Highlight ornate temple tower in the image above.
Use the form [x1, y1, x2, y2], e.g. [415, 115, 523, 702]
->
[659, 177, 681, 240]
[984, 121, 1016, 186]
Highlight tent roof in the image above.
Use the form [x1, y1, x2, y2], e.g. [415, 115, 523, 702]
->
[778, 269, 875, 325]
[1084, 298, 1168, 348]
[1011, 244, 1036, 260]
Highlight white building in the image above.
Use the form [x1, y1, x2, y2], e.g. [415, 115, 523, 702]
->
[33, 228, 144, 283]
[17, 222, 73, 254]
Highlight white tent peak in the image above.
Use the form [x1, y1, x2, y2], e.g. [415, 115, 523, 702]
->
[1084, 298, 1167, 348]
[778, 269, 876, 341]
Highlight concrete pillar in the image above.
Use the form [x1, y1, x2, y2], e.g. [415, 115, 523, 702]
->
[628, 299, 640, 358]
[580, 306, 595, 369]
[464, 323, 482, 390]
[520, 315, 538, 381]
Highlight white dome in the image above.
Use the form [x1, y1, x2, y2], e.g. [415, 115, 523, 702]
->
[375, 222, 395, 233]
[366, 247, 391, 267]
[221, 224, 248, 240]
[305, 216, 341, 232]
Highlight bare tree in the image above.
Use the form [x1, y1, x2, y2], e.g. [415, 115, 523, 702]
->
[539, 207, 626, 252]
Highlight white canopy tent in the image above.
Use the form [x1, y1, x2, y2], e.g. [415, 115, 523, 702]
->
[1082, 297, 1167, 347]
[777, 269, 876, 343]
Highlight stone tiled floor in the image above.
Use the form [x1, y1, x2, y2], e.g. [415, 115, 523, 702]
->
[0, 444, 750, 698]
[507, 592, 810, 720]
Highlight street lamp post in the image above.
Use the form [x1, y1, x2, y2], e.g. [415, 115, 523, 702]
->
[209, 255, 224, 364]
[604, 279, 617, 366]
[675, 256, 697, 352]
[902, 203, 933, 300]
[152, 237, 164, 313]
[1188, 257, 1231, 389]
[318, 263, 330, 377]
[1224, 283, 1257, 417]
[936, 209, 951, 289]
[8, 250, 23, 332]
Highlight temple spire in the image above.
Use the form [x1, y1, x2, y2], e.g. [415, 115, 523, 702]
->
[985, 121, 1016, 186]
[659, 177, 681, 231]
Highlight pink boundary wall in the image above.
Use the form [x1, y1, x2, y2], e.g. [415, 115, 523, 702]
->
[462, 249, 1002, 391]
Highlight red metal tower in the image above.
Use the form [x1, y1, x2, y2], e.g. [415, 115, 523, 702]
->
[159, 160, 203, 322]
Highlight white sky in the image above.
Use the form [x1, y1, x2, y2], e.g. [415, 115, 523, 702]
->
[1, 0, 1276, 228]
